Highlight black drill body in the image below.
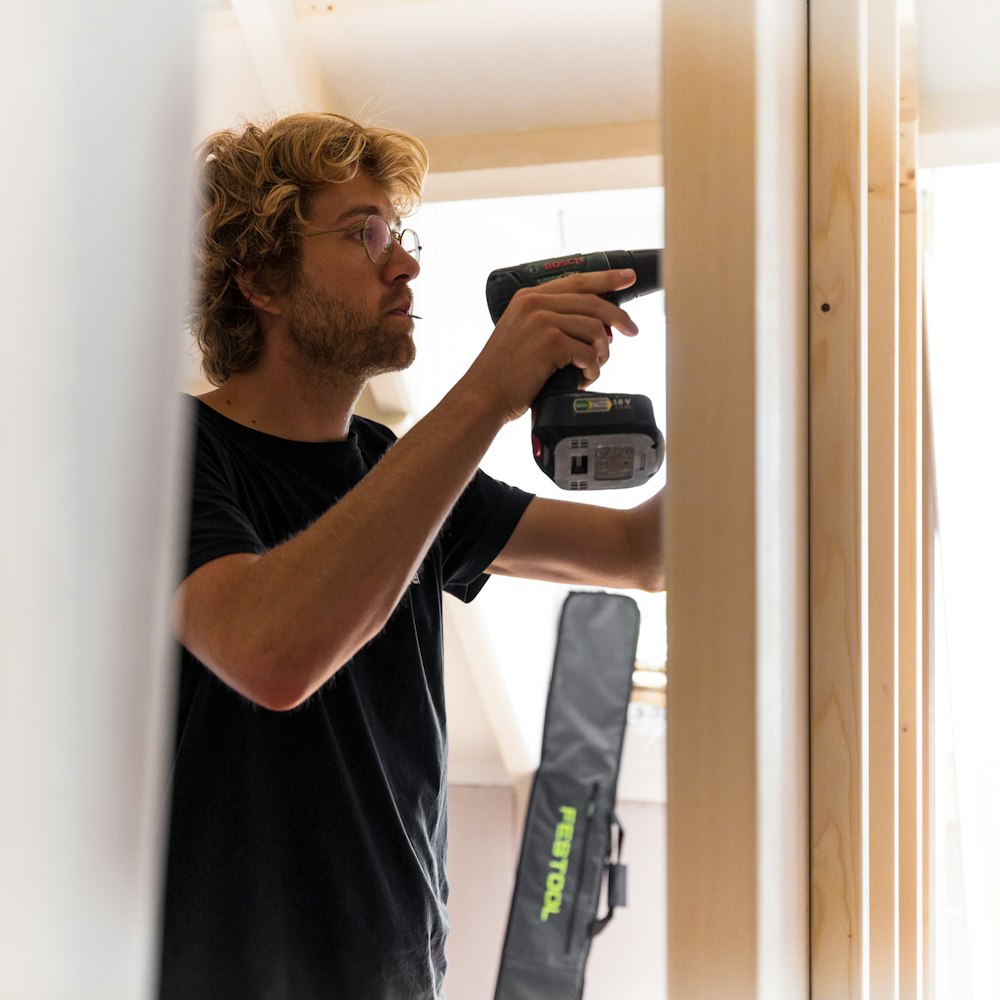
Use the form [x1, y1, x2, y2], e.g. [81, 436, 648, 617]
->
[485, 249, 664, 491]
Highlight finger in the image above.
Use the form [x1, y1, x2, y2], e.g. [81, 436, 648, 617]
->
[547, 267, 637, 295]
[511, 287, 639, 337]
[524, 268, 638, 310]
[562, 341, 603, 385]
[536, 312, 613, 367]
[560, 328, 611, 384]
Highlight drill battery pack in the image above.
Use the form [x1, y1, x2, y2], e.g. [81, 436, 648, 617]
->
[531, 389, 663, 490]
[493, 592, 640, 1000]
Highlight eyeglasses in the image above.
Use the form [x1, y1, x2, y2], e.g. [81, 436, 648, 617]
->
[303, 214, 421, 265]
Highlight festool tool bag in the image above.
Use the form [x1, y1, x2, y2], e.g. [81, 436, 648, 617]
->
[494, 591, 640, 1000]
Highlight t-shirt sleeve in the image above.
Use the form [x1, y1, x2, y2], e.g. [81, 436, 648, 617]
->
[184, 430, 268, 580]
[439, 469, 534, 603]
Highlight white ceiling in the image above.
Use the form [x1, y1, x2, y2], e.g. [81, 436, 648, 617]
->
[196, 0, 1000, 165]
[305, 0, 661, 137]
[196, 0, 661, 142]
[913, 0, 1000, 163]
[189, 0, 1000, 793]
[914, 0, 1000, 96]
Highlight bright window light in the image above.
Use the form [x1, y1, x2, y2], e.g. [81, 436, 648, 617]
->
[923, 161, 1000, 1000]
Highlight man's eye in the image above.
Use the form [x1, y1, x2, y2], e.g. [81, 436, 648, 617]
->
[348, 226, 367, 242]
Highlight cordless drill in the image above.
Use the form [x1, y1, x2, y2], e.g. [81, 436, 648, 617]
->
[485, 249, 664, 490]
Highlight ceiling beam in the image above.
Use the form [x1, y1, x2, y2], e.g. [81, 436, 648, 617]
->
[293, 0, 446, 13]
[423, 120, 661, 174]
[420, 122, 662, 202]
[422, 155, 661, 203]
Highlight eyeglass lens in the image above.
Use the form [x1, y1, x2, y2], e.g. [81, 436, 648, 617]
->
[398, 229, 420, 260]
[363, 216, 420, 264]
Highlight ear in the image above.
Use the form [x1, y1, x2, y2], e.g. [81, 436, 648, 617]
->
[235, 268, 282, 316]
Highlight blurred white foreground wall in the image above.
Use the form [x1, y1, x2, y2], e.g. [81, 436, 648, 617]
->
[0, 5, 197, 998]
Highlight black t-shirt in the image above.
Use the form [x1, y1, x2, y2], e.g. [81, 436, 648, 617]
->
[159, 398, 533, 1000]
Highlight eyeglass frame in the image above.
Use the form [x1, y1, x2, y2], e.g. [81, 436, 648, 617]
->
[301, 214, 422, 265]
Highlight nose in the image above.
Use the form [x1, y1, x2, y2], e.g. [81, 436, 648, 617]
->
[382, 239, 420, 282]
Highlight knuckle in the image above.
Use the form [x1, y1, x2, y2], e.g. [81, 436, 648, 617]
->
[513, 288, 544, 310]
[539, 324, 563, 348]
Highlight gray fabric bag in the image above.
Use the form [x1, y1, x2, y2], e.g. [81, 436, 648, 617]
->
[494, 591, 640, 1000]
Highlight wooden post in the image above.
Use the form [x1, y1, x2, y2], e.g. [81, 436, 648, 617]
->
[664, 0, 809, 995]
[867, 0, 901, 996]
[809, 0, 870, 995]
[920, 329, 936, 1000]
[897, 73, 924, 1000]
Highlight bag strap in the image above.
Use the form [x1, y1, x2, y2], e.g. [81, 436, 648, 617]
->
[589, 812, 627, 938]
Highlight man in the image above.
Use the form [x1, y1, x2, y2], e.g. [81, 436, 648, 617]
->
[160, 111, 663, 1000]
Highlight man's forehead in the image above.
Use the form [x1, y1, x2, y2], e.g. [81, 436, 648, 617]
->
[310, 178, 398, 226]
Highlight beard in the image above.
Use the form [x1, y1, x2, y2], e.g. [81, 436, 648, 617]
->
[285, 274, 416, 381]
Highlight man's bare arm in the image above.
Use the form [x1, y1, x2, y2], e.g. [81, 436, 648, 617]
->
[175, 269, 639, 711]
[487, 489, 665, 594]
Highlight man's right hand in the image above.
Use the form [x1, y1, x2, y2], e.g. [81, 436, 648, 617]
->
[461, 267, 640, 424]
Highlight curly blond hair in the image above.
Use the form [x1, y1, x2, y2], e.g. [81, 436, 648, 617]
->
[191, 112, 429, 385]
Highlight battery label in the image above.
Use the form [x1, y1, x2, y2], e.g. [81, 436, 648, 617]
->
[573, 397, 613, 414]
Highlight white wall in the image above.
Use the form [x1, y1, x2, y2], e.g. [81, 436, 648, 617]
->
[0, 5, 197, 998]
